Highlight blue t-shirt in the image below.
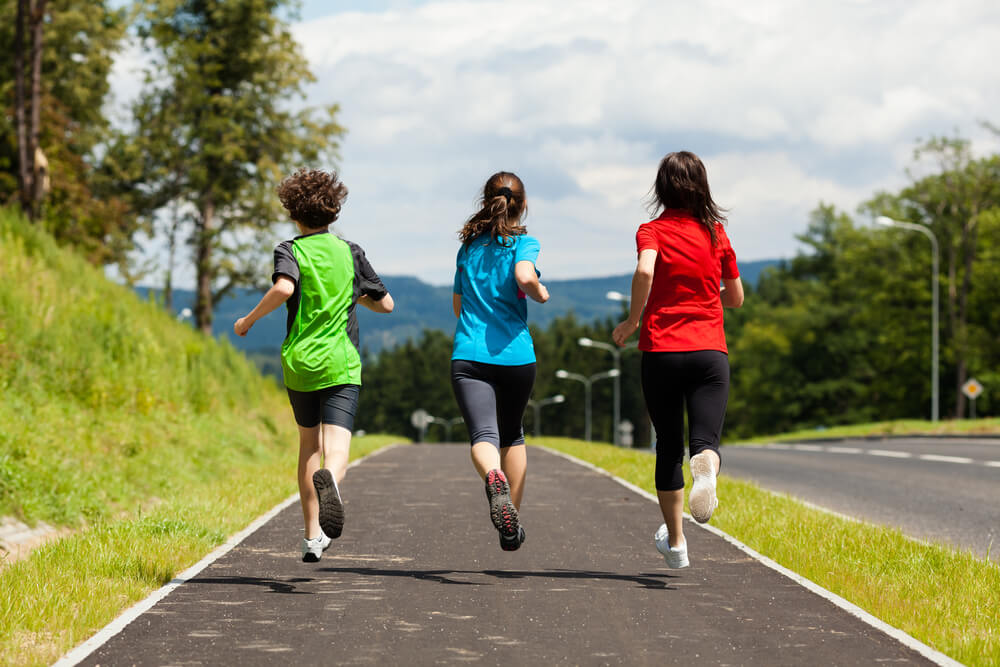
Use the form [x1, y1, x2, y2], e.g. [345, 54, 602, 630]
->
[452, 233, 540, 365]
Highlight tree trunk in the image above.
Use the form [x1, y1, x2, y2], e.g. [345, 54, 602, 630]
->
[14, 0, 33, 218]
[954, 213, 979, 418]
[195, 195, 216, 335]
[28, 0, 47, 219]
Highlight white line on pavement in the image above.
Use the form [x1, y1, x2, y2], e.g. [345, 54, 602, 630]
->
[868, 449, 913, 458]
[919, 454, 974, 464]
[54, 443, 405, 667]
[793, 444, 824, 452]
[826, 446, 863, 454]
[541, 446, 963, 667]
[987, 461, 1000, 468]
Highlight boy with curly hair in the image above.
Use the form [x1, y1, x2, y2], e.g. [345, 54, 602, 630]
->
[235, 169, 394, 562]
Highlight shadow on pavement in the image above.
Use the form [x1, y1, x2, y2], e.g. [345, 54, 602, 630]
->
[318, 566, 676, 589]
[180, 576, 315, 595]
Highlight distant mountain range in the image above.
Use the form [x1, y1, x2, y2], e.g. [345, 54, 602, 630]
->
[138, 259, 779, 355]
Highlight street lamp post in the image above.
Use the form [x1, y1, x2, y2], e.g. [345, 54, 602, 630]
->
[555, 368, 620, 442]
[526, 394, 565, 437]
[875, 216, 940, 422]
[578, 337, 637, 446]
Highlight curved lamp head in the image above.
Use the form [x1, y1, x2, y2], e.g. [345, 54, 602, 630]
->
[578, 337, 593, 346]
[607, 369, 621, 378]
[606, 290, 626, 302]
[553, 394, 566, 403]
[875, 215, 896, 227]
[555, 369, 570, 379]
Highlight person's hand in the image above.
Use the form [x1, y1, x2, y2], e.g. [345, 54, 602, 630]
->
[234, 317, 252, 337]
[537, 283, 550, 303]
[612, 319, 639, 347]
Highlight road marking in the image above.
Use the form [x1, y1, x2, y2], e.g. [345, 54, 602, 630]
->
[868, 449, 912, 458]
[919, 454, 973, 464]
[53, 443, 405, 667]
[542, 446, 963, 667]
[739, 442, 1000, 469]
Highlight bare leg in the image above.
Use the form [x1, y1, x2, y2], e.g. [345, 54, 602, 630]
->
[322, 423, 352, 484]
[470, 441, 501, 479]
[500, 444, 527, 510]
[297, 425, 322, 539]
[657, 489, 685, 548]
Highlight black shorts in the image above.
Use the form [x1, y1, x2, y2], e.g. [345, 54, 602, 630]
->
[451, 359, 536, 449]
[286, 384, 360, 430]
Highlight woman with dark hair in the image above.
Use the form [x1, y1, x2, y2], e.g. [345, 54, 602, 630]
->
[612, 151, 744, 568]
[451, 171, 549, 551]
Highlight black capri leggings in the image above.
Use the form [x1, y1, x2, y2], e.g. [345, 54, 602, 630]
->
[641, 350, 729, 491]
[451, 360, 536, 449]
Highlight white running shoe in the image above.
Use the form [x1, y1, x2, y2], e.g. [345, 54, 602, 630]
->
[654, 523, 689, 568]
[688, 452, 719, 524]
[301, 533, 332, 563]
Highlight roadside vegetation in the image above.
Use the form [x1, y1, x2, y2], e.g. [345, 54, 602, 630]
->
[743, 417, 1000, 443]
[0, 209, 405, 666]
[534, 437, 1000, 667]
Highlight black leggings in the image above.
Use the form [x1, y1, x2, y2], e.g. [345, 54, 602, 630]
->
[451, 360, 536, 449]
[641, 350, 729, 491]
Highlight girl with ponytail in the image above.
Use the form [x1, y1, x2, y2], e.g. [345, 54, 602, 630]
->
[450, 171, 549, 551]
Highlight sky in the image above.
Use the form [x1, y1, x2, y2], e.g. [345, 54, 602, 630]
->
[110, 0, 1000, 287]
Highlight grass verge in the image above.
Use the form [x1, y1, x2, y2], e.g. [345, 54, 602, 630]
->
[743, 417, 1000, 443]
[0, 433, 403, 667]
[532, 436, 1000, 666]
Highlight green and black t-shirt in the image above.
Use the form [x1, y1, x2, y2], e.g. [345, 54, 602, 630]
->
[272, 231, 388, 392]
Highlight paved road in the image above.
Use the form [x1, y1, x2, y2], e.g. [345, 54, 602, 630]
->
[722, 438, 1000, 561]
[76, 444, 941, 666]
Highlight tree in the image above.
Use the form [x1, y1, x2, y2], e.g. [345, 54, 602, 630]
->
[11, 0, 46, 220]
[865, 136, 1000, 417]
[129, 0, 345, 334]
[2, 0, 138, 267]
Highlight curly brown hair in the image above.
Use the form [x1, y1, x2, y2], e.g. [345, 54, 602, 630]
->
[459, 171, 527, 245]
[277, 169, 348, 228]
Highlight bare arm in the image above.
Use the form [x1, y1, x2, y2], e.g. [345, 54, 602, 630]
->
[612, 249, 657, 346]
[721, 277, 744, 308]
[452, 293, 462, 317]
[234, 276, 295, 336]
[514, 260, 549, 303]
[359, 292, 394, 313]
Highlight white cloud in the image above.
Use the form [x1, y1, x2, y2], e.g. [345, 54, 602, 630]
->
[114, 0, 1000, 287]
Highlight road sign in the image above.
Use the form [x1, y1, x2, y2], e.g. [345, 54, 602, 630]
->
[961, 379, 983, 400]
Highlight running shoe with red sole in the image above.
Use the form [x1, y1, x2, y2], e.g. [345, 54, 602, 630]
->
[484, 469, 520, 548]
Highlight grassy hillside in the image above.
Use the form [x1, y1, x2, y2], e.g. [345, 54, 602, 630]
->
[0, 208, 403, 666]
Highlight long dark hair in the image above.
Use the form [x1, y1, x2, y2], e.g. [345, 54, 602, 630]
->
[459, 172, 527, 245]
[647, 151, 726, 245]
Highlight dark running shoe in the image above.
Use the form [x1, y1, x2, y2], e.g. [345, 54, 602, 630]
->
[500, 525, 526, 552]
[313, 469, 345, 539]
[484, 469, 519, 548]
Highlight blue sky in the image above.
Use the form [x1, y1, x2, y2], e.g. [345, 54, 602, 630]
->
[111, 0, 1000, 287]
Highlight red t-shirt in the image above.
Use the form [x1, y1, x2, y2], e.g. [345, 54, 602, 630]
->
[636, 210, 740, 353]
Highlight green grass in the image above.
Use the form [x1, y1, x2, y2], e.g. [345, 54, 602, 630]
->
[532, 437, 1000, 667]
[0, 208, 408, 665]
[0, 434, 401, 667]
[743, 417, 1000, 443]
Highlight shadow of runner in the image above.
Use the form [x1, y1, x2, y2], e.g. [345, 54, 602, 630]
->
[319, 567, 675, 589]
[180, 576, 314, 595]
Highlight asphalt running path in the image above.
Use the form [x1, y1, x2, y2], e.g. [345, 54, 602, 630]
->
[723, 438, 1000, 562]
[76, 444, 939, 666]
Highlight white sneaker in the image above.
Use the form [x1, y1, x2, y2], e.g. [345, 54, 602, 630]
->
[654, 523, 689, 568]
[689, 452, 719, 523]
[301, 533, 332, 563]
